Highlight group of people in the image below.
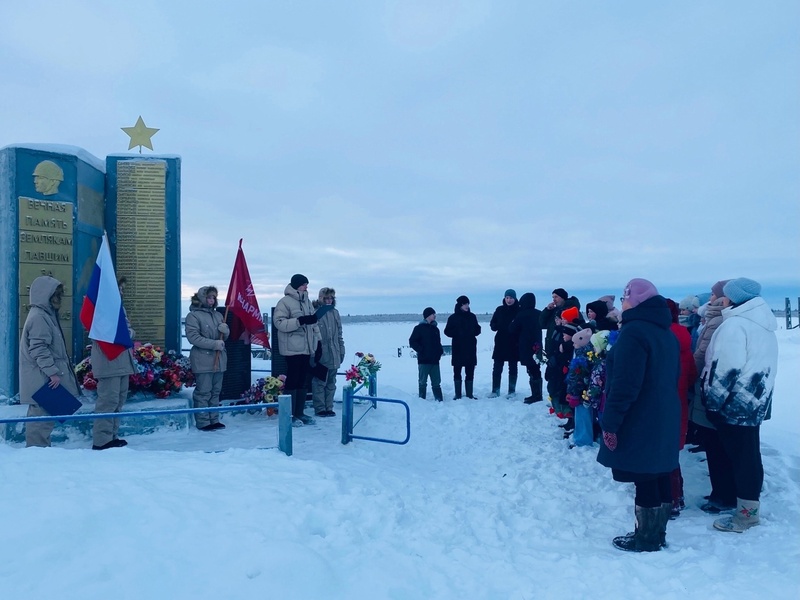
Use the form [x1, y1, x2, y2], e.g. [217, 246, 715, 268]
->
[407, 277, 779, 552]
[188, 273, 346, 429]
[20, 272, 780, 552]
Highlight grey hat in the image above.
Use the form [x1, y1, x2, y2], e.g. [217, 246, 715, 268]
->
[423, 307, 436, 319]
[504, 289, 517, 300]
[723, 278, 761, 305]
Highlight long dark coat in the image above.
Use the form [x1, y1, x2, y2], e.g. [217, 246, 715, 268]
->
[509, 293, 542, 369]
[444, 307, 481, 367]
[596, 295, 681, 475]
[409, 321, 444, 365]
[490, 301, 519, 361]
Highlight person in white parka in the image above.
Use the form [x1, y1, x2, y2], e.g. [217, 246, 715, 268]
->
[702, 277, 778, 533]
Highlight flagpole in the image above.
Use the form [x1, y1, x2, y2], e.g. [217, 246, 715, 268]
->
[213, 239, 242, 372]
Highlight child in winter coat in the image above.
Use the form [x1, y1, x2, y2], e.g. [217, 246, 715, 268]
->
[409, 307, 444, 401]
[565, 327, 598, 447]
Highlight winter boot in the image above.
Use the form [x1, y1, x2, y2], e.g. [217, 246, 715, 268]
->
[524, 376, 544, 404]
[296, 389, 315, 424]
[621, 503, 670, 549]
[612, 505, 663, 552]
[713, 498, 760, 533]
[418, 385, 427, 399]
[454, 378, 462, 400]
[433, 385, 444, 402]
[506, 372, 517, 398]
[465, 380, 477, 399]
[489, 372, 501, 398]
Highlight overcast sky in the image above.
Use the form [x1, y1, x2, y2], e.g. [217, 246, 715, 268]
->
[1, 1, 798, 313]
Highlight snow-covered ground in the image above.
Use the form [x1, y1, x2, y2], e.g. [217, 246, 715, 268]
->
[1, 320, 798, 599]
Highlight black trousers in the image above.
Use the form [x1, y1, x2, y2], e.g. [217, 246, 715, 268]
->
[716, 423, 763, 501]
[284, 354, 311, 418]
[698, 424, 737, 505]
[452, 365, 475, 380]
[613, 470, 672, 508]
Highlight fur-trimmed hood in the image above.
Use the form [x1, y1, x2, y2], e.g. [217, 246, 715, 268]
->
[312, 286, 337, 309]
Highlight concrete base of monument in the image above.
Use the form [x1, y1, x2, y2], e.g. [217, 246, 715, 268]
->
[0, 393, 192, 445]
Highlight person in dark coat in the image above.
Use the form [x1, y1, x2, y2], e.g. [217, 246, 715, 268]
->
[488, 289, 520, 397]
[509, 292, 543, 404]
[586, 299, 618, 332]
[444, 295, 481, 399]
[409, 307, 444, 401]
[597, 278, 680, 553]
[540, 288, 569, 357]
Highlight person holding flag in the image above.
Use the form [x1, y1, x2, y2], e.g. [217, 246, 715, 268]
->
[87, 277, 137, 449]
[79, 234, 136, 450]
[185, 286, 229, 431]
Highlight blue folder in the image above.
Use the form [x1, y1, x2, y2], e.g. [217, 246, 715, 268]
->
[32, 382, 82, 417]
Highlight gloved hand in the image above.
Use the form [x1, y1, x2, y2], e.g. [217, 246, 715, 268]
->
[566, 394, 581, 408]
[603, 431, 617, 451]
[213, 340, 225, 351]
[218, 323, 230, 335]
[298, 314, 317, 325]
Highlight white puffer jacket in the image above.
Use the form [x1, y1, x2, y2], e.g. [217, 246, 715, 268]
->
[702, 297, 778, 426]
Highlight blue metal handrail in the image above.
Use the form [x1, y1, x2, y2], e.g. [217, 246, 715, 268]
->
[341, 384, 410, 446]
[1, 394, 295, 456]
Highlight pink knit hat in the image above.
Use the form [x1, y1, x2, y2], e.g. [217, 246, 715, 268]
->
[622, 278, 659, 309]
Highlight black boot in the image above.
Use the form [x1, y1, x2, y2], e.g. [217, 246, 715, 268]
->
[465, 380, 477, 399]
[524, 376, 543, 404]
[433, 386, 443, 402]
[507, 372, 517, 397]
[613, 506, 663, 552]
[454, 378, 462, 400]
[418, 385, 427, 399]
[489, 372, 501, 398]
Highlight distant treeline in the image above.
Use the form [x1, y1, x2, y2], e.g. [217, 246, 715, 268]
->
[340, 313, 494, 324]
[338, 309, 797, 324]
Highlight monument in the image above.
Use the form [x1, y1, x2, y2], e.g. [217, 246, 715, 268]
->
[0, 118, 182, 400]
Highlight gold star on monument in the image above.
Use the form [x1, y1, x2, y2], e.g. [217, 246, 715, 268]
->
[121, 116, 160, 153]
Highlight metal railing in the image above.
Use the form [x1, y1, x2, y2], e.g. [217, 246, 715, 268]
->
[341, 376, 411, 446]
[1, 394, 294, 456]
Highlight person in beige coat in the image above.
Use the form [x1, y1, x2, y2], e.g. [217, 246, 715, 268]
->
[311, 287, 345, 417]
[19, 276, 80, 447]
[185, 286, 229, 431]
[689, 279, 736, 513]
[90, 276, 136, 450]
[274, 274, 322, 426]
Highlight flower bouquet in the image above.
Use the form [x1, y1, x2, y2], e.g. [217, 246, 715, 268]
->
[240, 375, 286, 416]
[345, 351, 381, 389]
[75, 343, 195, 399]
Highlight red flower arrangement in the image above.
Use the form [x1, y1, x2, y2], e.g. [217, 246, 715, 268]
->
[75, 343, 195, 399]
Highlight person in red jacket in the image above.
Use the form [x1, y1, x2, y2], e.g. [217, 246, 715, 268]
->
[666, 299, 698, 517]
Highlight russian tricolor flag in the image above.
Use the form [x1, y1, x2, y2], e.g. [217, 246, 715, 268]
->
[79, 234, 133, 360]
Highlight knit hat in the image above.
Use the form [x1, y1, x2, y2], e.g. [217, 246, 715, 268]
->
[560, 306, 580, 324]
[665, 298, 680, 324]
[711, 280, 730, 300]
[599, 295, 616, 310]
[723, 278, 761, 305]
[586, 300, 609, 319]
[504, 289, 517, 300]
[572, 328, 593, 349]
[623, 278, 659, 309]
[423, 307, 436, 319]
[678, 295, 700, 311]
[696, 292, 711, 306]
[552, 288, 569, 301]
[290, 274, 309, 289]
[456, 295, 470, 307]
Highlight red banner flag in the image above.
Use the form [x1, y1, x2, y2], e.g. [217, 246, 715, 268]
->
[225, 239, 270, 348]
